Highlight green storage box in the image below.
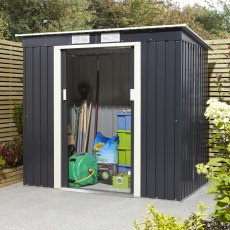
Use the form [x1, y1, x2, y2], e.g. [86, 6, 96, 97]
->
[118, 148, 131, 165]
[69, 153, 98, 188]
[116, 130, 131, 149]
[113, 174, 131, 189]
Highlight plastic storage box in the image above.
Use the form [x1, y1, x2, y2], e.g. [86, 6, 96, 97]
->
[113, 174, 131, 189]
[118, 164, 131, 173]
[117, 112, 131, 130]
[118, 148, 131, 165]
[116, 130, 131, 149]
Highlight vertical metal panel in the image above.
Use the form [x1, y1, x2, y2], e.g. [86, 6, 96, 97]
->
[179, 41, 208, 199]
[23, 48, 27, 185]
[140, 42, 147, 197]
[146, 41, 156, 198]
[61, 51, 68, 187]
[174, 40, 182, 200]
[47, 47, 54, 187]
[24, 46, 54, 187]
[24, 48, 34, 185]
[155, 41, 166, 199]
[164, 41, 176, 200]
[130, 48, 134, 194]
[33, 47, 41, 186]
[40, 47, 48, 187]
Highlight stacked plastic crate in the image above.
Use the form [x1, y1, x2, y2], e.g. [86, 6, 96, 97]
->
[116, 112, 131, 173]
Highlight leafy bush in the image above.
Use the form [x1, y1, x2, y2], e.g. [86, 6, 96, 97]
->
[196, 99, 230, 223]
[13, 103, 23, 136]
[202, 217, 230, 229]
[134, 203, 208, 230]
[0, 155, 5, 170]
[0, 137, 23, 169]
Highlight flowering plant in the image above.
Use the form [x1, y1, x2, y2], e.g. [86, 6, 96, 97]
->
[0, 137, 23, 169]
[196, 98, 230, 223]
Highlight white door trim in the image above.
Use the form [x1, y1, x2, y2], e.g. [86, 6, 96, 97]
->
[53, 42, 141, 197]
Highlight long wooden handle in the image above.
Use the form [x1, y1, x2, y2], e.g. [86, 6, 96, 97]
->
[84, 86, 94, 152]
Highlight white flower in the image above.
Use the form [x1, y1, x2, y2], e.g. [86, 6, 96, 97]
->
[205, 99, 230, 126]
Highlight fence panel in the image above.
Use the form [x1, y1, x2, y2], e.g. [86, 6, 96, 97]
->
[0, 39, 23, 143]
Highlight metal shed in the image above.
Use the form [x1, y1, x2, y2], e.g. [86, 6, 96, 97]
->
[17, 24, 209, 200]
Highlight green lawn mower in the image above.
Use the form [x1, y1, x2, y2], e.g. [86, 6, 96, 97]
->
[69, 153, 98, 188]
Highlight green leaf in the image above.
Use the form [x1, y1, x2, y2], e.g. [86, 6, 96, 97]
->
[209, 133, 221, 144]
[219, 197, 229, 204]
[217, 122, 224, 129]
[207, 185, 217, 194]
[207, 157, 226, 165]
[227, 143, 230, 153]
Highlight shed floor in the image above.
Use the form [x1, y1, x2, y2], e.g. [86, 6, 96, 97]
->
[0, 183, 214, 230]
[81, 182, 131, 193]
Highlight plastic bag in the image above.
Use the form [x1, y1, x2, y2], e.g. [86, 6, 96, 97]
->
[93, 132, 119, 164]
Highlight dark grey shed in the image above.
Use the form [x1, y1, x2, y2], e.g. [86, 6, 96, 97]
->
[17, 24, 209, 200]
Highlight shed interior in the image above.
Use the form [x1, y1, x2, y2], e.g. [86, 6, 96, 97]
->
[65, 47, 133, 193]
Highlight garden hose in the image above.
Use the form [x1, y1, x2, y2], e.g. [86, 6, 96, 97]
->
[74, 168, 94, 184]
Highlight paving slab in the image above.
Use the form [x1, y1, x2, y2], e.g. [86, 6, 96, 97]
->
[0, 183, 215, 230]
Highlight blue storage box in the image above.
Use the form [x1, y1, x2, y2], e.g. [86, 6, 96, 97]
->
[118, 164, 131, 173]
[117, 112, 131, 130]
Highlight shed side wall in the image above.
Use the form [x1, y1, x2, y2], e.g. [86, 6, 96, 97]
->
[145, 40, 182, 200]
[24, 47, 54, 187]
[180, 41, 208, 199]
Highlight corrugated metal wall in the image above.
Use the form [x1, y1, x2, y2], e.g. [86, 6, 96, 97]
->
[144, 40, 182, 200]
[178, 41, 208, 199]
[22, 29, 209, 200]
[143, 40, 208, 200]
[66, 52, 131, 151]
[23, 47, 54, 187]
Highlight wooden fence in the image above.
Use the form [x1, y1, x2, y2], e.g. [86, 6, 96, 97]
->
[0, 38, 229, 145]
[207, 39, 230, 100]
[0, 39, 23, 143]
[207, 39, 230, 157]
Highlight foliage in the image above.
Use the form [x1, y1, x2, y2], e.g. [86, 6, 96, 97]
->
[0, 0, 94, 40]
[0, 10, 8, 39]
[0, 0, 229, 40]
[0, 137, 23, 169]
[202, 217, 230, 229]
[196, 45, 230, 223]
[204, 0, 230, 37]
[0, 155, 5, 170]
[13, 103, 23, 136]
[134, 203, 208, 230]
[90, 0, 213, 39]
[196, 100, 230, 222]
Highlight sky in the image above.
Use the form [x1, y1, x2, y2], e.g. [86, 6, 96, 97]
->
[174, 0, 220, 8]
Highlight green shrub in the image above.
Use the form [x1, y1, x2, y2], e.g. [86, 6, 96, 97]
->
[13, 103, 23, 136]
[202, 217, 230, 229]
[196, 98, 230, 223]
[134, 203, 208, 230]
[0, 137, 23, 169]
[0, 155, 5, 170]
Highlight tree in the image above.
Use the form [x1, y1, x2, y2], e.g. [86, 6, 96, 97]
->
[91, 0, 213, 39]
[0, 11, 8, 39]
[0, 0, 94, 41]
